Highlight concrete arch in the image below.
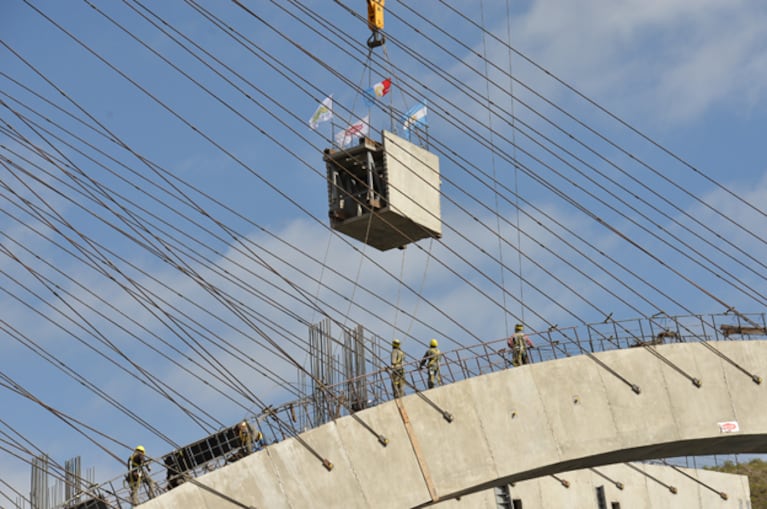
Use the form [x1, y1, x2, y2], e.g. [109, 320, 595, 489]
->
[141, 340, 767, 508]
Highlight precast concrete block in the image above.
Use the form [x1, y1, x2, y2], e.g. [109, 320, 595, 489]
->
[138, 477, 212, 509]
[716, 340, 767, 434]
[333, 399, 431, 509]
[398, 380, 498, 500]
[517, 474, 574, 508]
[530, 354, 624, 458]
[263, 420, 368, 508]
[595, 347, 679, 447]
[138, 341, 766, 507]
[461, 367, 562, 476]
[656, 343, 737, 441]
[197, 447, 290, 509]
[430, 489, 497, 508]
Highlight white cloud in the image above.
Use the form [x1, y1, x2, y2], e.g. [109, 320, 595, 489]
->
[3, 1, 767, 497]
[509, 0, 767, 124]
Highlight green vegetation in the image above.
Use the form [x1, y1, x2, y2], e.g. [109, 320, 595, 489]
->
[708, 458, 767, 508]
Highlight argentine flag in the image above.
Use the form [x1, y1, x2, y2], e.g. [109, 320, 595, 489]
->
[402, 101, 428, 133]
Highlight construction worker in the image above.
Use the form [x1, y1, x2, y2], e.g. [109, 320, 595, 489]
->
[391, 338, 405, 398]
[127, 445, 155, 505]
[508, 324, 534, 366]
[237, 420, 254, 457]
[165, 450, 189, 490]
[419, 338, 442, 389]
[254, 429, 265, 451]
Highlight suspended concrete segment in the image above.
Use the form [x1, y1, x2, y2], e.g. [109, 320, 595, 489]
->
[140, 340, 767, 508]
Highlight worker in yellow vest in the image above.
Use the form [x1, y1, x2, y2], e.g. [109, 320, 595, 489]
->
[419, 339, 442, 389]
[508, 324, 534, 366]
[127, 445, 155, 505]
[391, 339, 405, 398]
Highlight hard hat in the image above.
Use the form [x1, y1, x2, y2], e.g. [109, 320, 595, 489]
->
[135, 445, 145, 453]
[515, 324, 523, 331]
[392, 339, 400, 347]
[430, 338, 438, 347]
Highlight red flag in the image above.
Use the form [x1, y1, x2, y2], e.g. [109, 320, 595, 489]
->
[373, 78, 391, 98]
[364, 78, 392, 105]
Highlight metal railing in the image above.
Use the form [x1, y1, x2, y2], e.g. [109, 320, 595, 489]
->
[57, 311, 766, 507]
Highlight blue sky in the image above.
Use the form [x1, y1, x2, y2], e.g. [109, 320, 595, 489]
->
[1, 0, 767, 500]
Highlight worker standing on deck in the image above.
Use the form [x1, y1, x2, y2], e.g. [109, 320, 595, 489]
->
[127, 445, 155, 505]
[254, 429, 264, 451]
[508, 324, 534, 366]
[391, 339, 405, 398]
[237, 420, 254, 457]
[419, 339, 442, 389]
[166, 450, 188, 490]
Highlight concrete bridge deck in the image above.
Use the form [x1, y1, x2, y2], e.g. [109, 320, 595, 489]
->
[138, 340, 767, 508]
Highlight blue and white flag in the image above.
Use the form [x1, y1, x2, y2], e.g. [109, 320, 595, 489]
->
[402, 101, 428, 132]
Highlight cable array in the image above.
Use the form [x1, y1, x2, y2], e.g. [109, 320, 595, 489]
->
[0, 0, 764, 502]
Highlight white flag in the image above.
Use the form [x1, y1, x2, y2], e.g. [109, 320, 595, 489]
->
[308, 96, 333, 129]
[335, 115, 370, 147]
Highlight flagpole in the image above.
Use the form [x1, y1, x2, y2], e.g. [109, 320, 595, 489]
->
[423, 100, 429, 149]
[388, 79, 394, 133]
[329, 95, 335, 149]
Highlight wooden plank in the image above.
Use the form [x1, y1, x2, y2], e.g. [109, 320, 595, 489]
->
[395, 398, 439, 503]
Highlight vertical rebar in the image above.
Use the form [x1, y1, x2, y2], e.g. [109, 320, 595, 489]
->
[30, 454, 49, 509]
[356, 324, 366, 407]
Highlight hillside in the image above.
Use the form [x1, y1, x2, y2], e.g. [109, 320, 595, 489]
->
[708, 459, 767, 508]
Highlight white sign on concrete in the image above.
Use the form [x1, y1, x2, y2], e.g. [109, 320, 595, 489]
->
[718, 420, 740, 433]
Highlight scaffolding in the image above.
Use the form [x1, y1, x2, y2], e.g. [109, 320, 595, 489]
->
[303, 320, 385, 428]
[48, 311, 766, 508]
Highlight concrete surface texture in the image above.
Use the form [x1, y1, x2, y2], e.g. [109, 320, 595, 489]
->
[432, 462, 750, 508]
[139, 340, 767, 508]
